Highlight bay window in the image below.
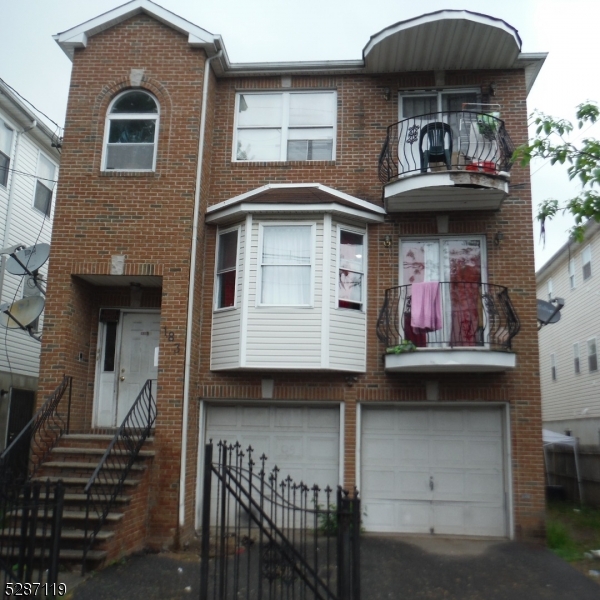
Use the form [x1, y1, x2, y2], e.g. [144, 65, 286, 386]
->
[234, 92, 336, 162]
[259, 224, 313, 306]
[215, 229, 239, 309]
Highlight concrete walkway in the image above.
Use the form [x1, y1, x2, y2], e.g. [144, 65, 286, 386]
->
[68, 537, 600, 600]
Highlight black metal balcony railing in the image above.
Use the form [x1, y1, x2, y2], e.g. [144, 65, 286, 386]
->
[376, 282, 520, 351]
[378, 111, 515, 184]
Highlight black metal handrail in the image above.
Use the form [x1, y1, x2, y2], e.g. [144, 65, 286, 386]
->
[376, 282, 520, 351]
[82, 379, 156, 571]
[0, 375, 72, 486]
[378, 111, 515, 183]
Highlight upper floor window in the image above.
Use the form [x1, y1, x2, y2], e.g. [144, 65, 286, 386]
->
[574, 342, 580, 374]
[259, 224, 313, 306]
[0, 118, 14, 188]
[550, 353, 557, 381]
[103, 91, 159, 171]
[569, 258, 576, 289]
[234, 92, 336, 162]
[215, 229, 239, 309]
[582, 245, 592, 281]
[33, 153, 56, 217]
[338, 229, 365, 311]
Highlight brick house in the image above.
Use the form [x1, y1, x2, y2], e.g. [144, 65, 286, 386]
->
[38, 0, 546, 561]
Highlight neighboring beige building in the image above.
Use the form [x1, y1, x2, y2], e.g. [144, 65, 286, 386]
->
[537, 220, 600, 445]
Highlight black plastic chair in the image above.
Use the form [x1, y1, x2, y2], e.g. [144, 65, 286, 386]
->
[419, 121, 452, 173]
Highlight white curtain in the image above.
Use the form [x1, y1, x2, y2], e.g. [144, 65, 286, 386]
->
[261, 226, 311, 305]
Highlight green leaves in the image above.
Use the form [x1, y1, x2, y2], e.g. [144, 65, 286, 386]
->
[517, 102, 600, 243]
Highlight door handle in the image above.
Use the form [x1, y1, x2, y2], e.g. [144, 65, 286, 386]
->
[429, 476, 434, 491]
[120, 376, 125, 382]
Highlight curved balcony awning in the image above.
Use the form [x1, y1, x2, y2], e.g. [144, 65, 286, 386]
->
[363, 10, 521, 73]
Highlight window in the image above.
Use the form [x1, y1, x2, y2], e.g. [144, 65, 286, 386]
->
[550, 354, 557, 381]
[260, 224, 313, 305]
[22, 275, 42, 331]
[234, 92, 336, 162]
[574, 343, 580, 374]
[215, 229, 239, 309]
[103, 90, 159, 171]
[569, 258, 576, 289]
[583, 246, 592, 281]
[588, 338, 598, 372]
[33, 153, 56, 216]
[547, 278, 553, 301]
[0, 118, 14, 187]
[338, 229, 365, 310]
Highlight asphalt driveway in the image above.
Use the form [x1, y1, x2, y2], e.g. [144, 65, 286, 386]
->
[69, 536, 600, 600]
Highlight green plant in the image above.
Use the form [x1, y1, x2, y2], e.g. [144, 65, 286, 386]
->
[546, 520, 581, 561]
[386, 340, 417, 354]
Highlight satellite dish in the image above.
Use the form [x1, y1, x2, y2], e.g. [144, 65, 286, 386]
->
[537, 298, 564, 327]
[6, 243, 50, 276]
[0, 296, 45, 329]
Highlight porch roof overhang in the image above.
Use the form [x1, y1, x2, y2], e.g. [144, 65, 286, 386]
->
[206, 183, 386, 225]
[363, 10, 521, 73]
[384, 349, 517, 373]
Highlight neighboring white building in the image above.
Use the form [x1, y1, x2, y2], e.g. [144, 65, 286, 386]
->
[0, 79, 60, 446]
[537, 220, 600, 446]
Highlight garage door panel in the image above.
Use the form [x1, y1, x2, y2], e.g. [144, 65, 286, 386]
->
[241, 406, 270, 428]
[275, 407, 305, 429]
[431, 438, 465, 466]
[306, 436, 338, 460]
[308, 408, 338, 429]
[272, 435, 304, 461]
[361, 406, 507, 537]
[206, 406, 239, 428]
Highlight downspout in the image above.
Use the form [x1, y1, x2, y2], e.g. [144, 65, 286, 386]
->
[179, 50, 222, 526]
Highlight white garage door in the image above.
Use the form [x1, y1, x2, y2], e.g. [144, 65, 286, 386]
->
[361, 406, 507, 537]
[205, 404, 340, 491]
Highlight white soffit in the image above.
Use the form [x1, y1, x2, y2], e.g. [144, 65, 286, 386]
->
[363, 10, 522, 73]
[53, 0, 221, 60]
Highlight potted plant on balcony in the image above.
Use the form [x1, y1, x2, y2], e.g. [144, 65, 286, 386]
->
[386, 339, 417, 354]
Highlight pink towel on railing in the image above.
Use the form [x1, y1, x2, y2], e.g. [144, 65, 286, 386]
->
[411, 281, 443, 333]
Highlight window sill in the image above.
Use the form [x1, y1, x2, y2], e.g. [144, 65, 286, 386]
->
[100, 170, 158, 178]
[231, 160, 336, 168]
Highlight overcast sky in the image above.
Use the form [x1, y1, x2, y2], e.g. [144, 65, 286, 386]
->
[2, 0, 599, 270]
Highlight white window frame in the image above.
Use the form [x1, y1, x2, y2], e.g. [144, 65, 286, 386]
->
[399, 88, 482, 120]
[588, 337, 598, 373]
[547, 278, 553, 301]
[335, 224, 367, 312]
[232, 91, 337, 163]
[569, 258, 576, 289]
[573, 342, 580, 374]
[101, 90, 160, 172]
[550, 353, 557, 381]
[213, 225, 241, 312]
[256, 221, 315, 308]
[0, 117, 15, 189]
[582, 245, 592, 281]
[32, 150, 56, 217]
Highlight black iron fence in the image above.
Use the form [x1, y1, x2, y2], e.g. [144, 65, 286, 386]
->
[82, 379, 156, 570]
[0, 479, 65, 594]
[0, 376, 72, 486]
[376, 282, 520, 351]
[200, 441, 360, 600]
[378, 111, 515, 183]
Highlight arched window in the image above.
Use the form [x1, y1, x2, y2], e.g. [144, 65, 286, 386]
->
[103, 90, 159, 171]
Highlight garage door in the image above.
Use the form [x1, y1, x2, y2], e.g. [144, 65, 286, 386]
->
[205, 404, 340, 490]
[361, 406, 507, 537]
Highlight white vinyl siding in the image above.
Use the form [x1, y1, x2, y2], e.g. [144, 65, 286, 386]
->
[210, 214, 367, 372]
[537, 231, 600, 426]
[0, 112, 56, 378]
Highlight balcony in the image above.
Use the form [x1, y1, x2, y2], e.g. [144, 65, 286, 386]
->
[378, 111, 515, 212]
[376, 282, 520, 373]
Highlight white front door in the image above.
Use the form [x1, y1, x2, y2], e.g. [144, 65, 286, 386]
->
[95, 311, 160, 427]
